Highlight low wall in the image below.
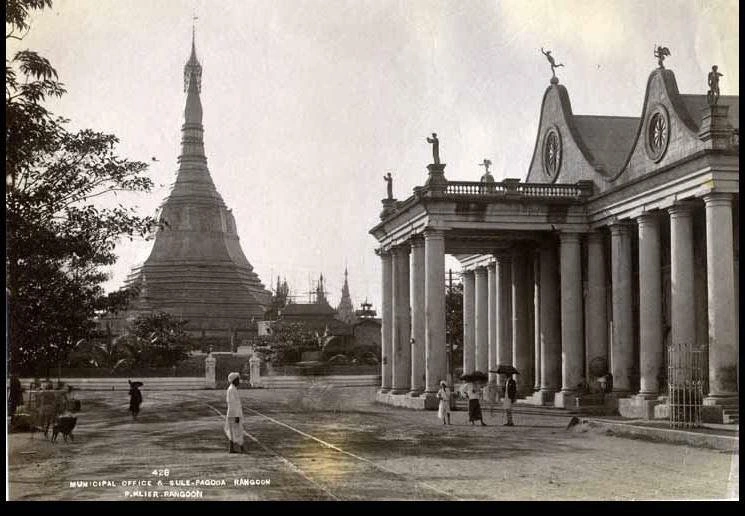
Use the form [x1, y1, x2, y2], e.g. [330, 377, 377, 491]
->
[254, 375, 380, 389]
[19, 377, 207, 391]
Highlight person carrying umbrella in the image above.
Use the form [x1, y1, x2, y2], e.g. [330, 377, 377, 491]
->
[503, 373, 518, 426]
[461, 371, 488, 426]
[128, 380, 143, 420]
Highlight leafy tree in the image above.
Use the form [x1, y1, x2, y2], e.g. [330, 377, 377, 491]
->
[256, 322, 319, 365]
[446, 280, 464, 373]
[117, 312, 191, 369]
[5, 0, 157, 375]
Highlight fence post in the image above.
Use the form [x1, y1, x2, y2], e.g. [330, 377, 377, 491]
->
[249, 352, 262, 388]
[204, 353, 217, 389]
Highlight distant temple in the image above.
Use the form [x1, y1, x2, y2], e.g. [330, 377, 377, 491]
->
[335, 268, 358, 325]
[108, 32, 270, 343]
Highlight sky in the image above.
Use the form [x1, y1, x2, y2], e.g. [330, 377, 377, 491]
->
[8, 0, 739, 312]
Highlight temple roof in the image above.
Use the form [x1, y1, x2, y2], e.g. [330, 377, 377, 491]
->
[573, 115, 640, 175]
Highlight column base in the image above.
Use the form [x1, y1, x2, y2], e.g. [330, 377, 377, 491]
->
[553, 390, 577, 409]
[635, 392, 659, 400]
[522, 389, 556, 406]
[390, 388, 411, 395]
[618, 394, 662, 419]
[408, 389, 424, 397]
[703, 395, 739, 407]
[378, 388, 392, 394]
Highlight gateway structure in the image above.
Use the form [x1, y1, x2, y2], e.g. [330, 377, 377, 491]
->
[370, 58, 738, 423]
[113, 33, 270, 343]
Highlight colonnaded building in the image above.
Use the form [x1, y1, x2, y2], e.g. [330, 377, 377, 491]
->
[370, 57, 738, 423]
[105, 34, 270, 344]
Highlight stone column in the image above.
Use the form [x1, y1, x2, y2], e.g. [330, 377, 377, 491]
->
[249, 353, 262, 388]
[461, 270, 476, 376]
[487, 262, 498, 383]
[533, 252, 541, 392]
[496, 253, 513, 388]
[539, 243, 561, 399]
[703, 193, 738, 402]
[637, 213, 663, 398]
[474, 266, 489, 373]
[610, 222, 633, 394]
[409, 237, 426, 395]
[380, 250, 393, 392]
[555, 232, 584, 407]
[585, 231, 608, 382]
[391, 245, 411, 394]
[512, 247, 532, 395]
[669, 202, 697, 349]
[424, 229, 446, 396]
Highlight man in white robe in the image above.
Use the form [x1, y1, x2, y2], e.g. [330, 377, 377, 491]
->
[225, 372, 245, 453]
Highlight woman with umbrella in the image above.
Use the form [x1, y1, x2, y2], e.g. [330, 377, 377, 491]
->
[491, 365, 520, 426]
[128, 380, 143, 420]
[461, 371, 488, 426]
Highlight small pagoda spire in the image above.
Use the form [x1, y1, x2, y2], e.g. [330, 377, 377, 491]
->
[336, 267, 357, 325]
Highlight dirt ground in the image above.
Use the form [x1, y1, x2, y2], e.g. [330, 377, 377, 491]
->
[7, 386, 739, 501]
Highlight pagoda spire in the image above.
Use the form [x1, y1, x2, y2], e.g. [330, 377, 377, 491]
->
[336, 267, 357, 325]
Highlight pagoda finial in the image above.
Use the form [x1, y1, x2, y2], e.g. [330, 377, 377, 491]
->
[184, 14, 202, 94]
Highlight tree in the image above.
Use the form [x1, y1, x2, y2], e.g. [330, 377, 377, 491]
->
[256, 322, 319, 366]
[446, 280, 464, 372]
[117, 312, 191, 369]
[6, 0, 157, 375]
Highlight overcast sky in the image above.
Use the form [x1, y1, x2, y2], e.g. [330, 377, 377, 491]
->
[9, 0, 739, 311]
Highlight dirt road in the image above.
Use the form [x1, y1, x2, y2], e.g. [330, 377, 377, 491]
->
[7, 387, 738, 500]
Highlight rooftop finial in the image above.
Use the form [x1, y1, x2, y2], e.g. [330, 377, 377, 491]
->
[541, 47, 564, 84]
[654, 44, 670, 69]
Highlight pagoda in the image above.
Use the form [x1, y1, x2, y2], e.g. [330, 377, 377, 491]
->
[116, 30, 270, 340]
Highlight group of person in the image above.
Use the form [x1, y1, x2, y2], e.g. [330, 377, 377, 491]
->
[436, 374, 518, 427]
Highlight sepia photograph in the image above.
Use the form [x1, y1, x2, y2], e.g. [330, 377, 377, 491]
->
[5, 0, 739, 501]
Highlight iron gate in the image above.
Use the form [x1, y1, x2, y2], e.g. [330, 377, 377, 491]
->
[667, 343, 707, 429]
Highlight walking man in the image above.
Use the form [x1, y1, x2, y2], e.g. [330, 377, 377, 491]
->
[225, 372, 246, 453]
[503, 374, 518, 426]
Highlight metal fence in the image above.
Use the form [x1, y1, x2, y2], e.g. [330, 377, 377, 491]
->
[667, 343, 707, 429]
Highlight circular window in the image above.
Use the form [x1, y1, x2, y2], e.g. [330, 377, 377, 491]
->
[543, 128, 562, 178]
[645, 105, 670, 162]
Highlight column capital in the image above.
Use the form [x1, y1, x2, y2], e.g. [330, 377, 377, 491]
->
[409, 234, 425, 248]
[375, 247, 392, 257]
[487, 261, 497, 272]
[559, 232, 582, 244]
[702, 192, 734, 207]
[585, 230, 605, 244]
[609, 221, 633, 236]
[668, 200, 698, 218]
[461, 269, 475, 278]
[423, 227, 445, 240]
[635, 211, 662, 226]
[391, 243, 411, 255]
[494, 251, 513, 263]
[474, 265, 488, 277]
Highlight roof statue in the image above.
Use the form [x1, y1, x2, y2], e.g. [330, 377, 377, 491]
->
[707, 65, 723, 106]
[541, 48, 564, 82]
[426, 133, 441, 164]
[479, 159, 494, 183]
[384, 172, 393, 199]
[654, 45, 671, 69]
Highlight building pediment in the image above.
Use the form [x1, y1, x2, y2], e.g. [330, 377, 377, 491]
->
[526, 69, 738, 195]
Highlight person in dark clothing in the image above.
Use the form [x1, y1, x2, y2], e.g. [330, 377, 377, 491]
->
[128, 380, 143, 420]
[503, 374, 518, 426]
[8, 375, 23, 416]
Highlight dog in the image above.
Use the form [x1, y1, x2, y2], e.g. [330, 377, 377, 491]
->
[51, 415, 77, 443]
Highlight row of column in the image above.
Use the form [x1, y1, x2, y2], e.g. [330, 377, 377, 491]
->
[380, 193, 737, 403]
[457, 194, 737, 403]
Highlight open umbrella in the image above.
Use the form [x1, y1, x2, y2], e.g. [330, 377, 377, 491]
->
[490, 365, 520, 376]
[128, 380, 144, 388]
[460, 371, 489, 383]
